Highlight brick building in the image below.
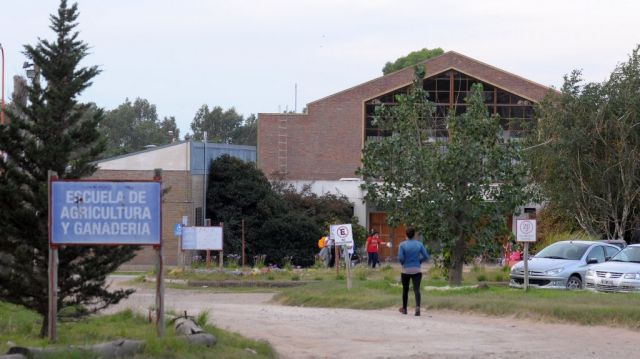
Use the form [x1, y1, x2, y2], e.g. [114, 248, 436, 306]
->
[93, 141, 255, 269]
[257, 51, 555, 258]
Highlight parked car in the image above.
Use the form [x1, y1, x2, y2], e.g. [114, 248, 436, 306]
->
[585, 244, 640, 292]
[509, 240, 621, 289]
[598, 239, 627, 249]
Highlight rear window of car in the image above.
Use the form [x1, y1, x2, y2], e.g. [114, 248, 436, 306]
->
[535, 242, 590, 260]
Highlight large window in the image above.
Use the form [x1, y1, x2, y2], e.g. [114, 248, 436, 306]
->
[364, 70, 534, 141]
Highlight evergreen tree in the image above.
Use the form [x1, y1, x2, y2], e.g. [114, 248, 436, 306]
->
[0, 1, 137, 337]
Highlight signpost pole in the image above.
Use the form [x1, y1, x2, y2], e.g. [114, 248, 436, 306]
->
[154, 169, 165, 337]
[47, 245, 58, 342]
[47, 170, 58, 342]
[345, 246, 352, 290]
[523, 242, 529, 292]
[241, 219, 245, 268]
[205, 219, 211, 268]
[219, 222, 224, 269]
[335, 245, 339, 276]
[516, 219, 536, 293]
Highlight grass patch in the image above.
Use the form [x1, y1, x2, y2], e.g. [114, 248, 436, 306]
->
[0, 302, 276, 358]
[275, 279, 640, 330]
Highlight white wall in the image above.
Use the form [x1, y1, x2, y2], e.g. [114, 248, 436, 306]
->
[97, 142, 189, 171]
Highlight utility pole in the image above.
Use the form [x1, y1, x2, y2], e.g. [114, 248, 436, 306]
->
[203, 131, 207, 226]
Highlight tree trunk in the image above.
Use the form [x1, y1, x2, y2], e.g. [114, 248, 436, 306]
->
[448, 234, 466, 286]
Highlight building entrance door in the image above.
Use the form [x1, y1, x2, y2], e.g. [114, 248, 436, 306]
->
[369, 212, 406, 263]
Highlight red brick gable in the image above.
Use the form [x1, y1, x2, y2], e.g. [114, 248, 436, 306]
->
[258, 51, 555, 181]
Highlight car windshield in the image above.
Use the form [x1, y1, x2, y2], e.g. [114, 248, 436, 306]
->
[610, 247, 640, 263]
[534, 242, 590, 260]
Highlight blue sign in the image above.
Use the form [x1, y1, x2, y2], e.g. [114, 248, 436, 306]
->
[50, 181, 161, 245]
[173, 223, 182, 236]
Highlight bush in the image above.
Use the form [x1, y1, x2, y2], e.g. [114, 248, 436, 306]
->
[252, 212, 322, 267]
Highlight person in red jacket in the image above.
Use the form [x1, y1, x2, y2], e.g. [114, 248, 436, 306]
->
[366, 229, 387, 268]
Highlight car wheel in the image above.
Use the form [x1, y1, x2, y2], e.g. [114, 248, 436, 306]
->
[566, 275, 582, 289]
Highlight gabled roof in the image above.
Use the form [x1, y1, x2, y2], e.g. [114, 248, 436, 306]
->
[309, 51, 556, 106]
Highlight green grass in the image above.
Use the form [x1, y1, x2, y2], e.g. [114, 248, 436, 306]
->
[0, 302, 276, 358]
[274, 278, 640, 330]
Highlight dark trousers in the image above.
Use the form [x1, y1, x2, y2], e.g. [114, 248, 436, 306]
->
[401, 272, 422, 309]
[367, 252, 379, 268]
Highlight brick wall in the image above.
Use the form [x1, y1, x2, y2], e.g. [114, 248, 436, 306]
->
[258, 51, 554, 181]
[90, 169, 192, 267]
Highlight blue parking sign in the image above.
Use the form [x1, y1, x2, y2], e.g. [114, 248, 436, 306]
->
[174, 223, 183, 236]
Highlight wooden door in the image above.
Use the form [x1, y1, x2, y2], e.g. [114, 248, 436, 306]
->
[369, 212, 406, 263]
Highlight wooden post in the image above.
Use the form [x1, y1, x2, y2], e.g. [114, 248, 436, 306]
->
[241, 219, 245, 268]
[345, 246, 352, 290]
[47, 170, 58, 342]
[205, 219, 211, 268]
[219, 222, 224, 269]
[154, 169, 165, 337]
[48, 246, 58, 342]
[335, 244, 340, 276]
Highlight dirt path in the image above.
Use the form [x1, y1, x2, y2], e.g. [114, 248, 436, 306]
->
[106, 277, 639, 359]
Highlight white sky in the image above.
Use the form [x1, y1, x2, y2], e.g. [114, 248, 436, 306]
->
[1, 0, 639, 137]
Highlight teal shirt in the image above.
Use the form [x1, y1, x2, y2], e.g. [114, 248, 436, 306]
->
[398, 239, 429, 272]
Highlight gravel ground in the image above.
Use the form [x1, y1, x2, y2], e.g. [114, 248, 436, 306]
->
[105, 276, 640, 359]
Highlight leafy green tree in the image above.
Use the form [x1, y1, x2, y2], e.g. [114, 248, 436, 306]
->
[527, 46, 640, 241]
[100, 98, 179, 158]
[206, 155, 360, 266]
[191, 105, 242, 143]
[231, 114, 257, 146]
[205, 155, 283, 260]
[0, 0, 136, 336]
[274, 183, 366, 248]
[358, 67, 529, 285]
[382, 48, 444, 75]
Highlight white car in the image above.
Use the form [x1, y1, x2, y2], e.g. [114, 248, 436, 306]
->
[509, 240, 620, 289]
[585, 244, 640, 292]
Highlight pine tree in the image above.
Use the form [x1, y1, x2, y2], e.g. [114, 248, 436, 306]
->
[0, 0, 137, 337]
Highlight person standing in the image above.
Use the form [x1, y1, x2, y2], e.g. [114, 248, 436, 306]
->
[366, 229, 386, 268]
[397, 226, 429, 316]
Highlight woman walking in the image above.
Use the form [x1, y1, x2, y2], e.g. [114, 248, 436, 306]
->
[397, 226, 429, 316]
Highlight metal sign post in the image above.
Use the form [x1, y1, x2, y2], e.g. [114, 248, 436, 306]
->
[516, 219, 537, 293]
[343, 245, 352, 290]
[330, 224, 354, 288]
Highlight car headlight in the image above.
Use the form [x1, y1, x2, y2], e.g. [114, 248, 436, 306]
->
[544, 267, 564, 276]
[586, 269, 595, 277]
[623, 273, 640, 280]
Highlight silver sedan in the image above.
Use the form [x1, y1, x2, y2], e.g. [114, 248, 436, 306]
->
[509, 240, 620, 289]
[585, 244, 640, 292]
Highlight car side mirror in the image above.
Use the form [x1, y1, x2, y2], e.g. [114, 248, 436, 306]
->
[586, 258, 598, 264]
[605, 256, 611, 261]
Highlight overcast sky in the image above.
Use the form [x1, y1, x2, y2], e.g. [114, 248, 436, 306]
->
[2, 0, 639, 137]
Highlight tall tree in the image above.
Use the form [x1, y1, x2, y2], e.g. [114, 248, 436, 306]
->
[190, 105, 243, 143]
[358, 67, 529, 285]
[0, 1, 137, 336]
[231, 114, 257, 146]
[382, 48, 444, 75]
[100, 98, 179, 158]
[527, 46, 640, 241]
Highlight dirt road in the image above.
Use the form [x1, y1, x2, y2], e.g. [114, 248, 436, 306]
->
[106, 278, 639, 359]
